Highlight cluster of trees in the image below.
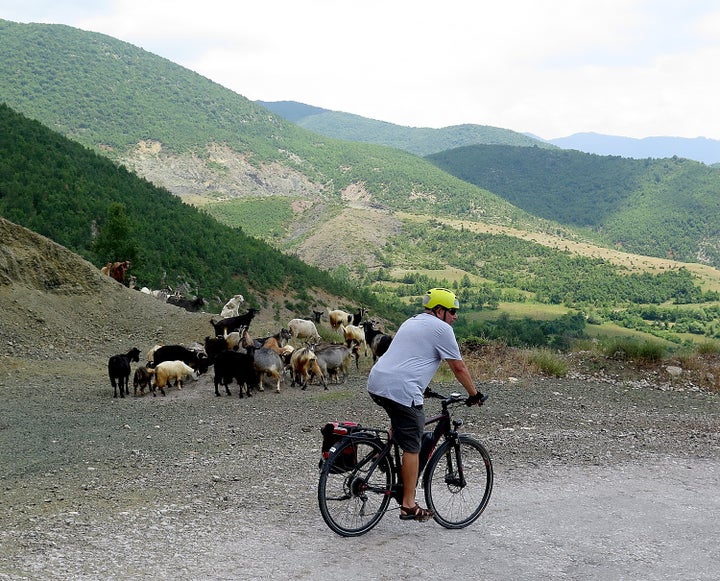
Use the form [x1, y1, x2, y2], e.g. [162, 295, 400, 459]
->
[456, 312, 588, 350]
[381, 221, 717, 308]
[598, 304, 720, 340]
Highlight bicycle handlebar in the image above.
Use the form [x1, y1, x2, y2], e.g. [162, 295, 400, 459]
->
[423, 386, 489, 407]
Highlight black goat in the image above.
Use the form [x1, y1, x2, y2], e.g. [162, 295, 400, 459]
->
[210, 308, 259, 336]
[204, 335, 231, 364]
[305, 310, 324, 324]
[212, 350, 259, 398]
[150, 344, 209, 374]
[108, 347, 141, 398]
[167, 294, 205, 312]
[360, 321, 393, 362]
[351, 307, 368, 326]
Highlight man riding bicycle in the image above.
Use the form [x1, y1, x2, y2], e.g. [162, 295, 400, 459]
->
[367, 287, 486, 522]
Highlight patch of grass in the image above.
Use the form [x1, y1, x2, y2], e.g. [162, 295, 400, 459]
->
[205, 196, 294, 239]
[528, 349, 569, 377]
[598, 337, 667, 362]
[318, 326, 341, 343]
[694, 341, 720, 355]
[313, 390, 355, 402]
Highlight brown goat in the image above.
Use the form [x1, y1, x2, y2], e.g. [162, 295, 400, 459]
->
[101, 260, 131, 285]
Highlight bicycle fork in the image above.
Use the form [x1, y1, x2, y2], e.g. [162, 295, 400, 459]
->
[442, 436, 467, 488]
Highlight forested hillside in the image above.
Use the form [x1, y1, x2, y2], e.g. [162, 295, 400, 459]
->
[426, 145, 720, 266]
[0, 20, 529, 227]
[0, 103, 380, 316]
[260, 98, 720, 271]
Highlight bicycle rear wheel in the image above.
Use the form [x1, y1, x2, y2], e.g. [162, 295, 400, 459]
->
[423, 434, 493, 528]
[318, 436, 393, 537]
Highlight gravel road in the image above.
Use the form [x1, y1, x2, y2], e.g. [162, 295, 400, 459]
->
[2, 363, 719, 581]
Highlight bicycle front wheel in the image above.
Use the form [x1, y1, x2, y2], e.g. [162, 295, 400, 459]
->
[423, 434, 493, 528]
[318, 436, 393, 537]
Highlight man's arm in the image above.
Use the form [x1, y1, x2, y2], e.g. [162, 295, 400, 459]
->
[445, 358, 479, 397]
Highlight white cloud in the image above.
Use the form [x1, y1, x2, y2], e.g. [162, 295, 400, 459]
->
[6, 0, 720, 138]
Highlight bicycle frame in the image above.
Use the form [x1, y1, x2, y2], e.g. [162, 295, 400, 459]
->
[350, 393, 465, 504]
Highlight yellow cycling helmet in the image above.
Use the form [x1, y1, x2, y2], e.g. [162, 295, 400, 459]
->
[422, 288, 459, 310]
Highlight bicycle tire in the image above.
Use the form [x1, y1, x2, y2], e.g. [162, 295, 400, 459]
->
[318, 435, 393, 537]
[423, 434, 493, 529]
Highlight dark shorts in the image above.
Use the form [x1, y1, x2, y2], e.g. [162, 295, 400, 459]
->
[370, 394, 424, 453]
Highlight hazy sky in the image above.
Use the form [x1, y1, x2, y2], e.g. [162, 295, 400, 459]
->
[4, 0, 720, 139]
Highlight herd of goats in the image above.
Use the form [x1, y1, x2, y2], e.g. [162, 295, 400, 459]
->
[107, 298, 394, 400]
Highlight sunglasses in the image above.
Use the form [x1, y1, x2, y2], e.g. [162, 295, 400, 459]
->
[446, 308, 458, 315]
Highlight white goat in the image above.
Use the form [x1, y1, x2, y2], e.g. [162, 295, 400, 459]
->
[288, 318, 321, 342]
[149, 360, 198, 395]
[327, 309, 353, 331]
[340, 324, 367, 356]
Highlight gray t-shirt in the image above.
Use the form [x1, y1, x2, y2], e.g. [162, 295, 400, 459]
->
[367, 312, 462, 407]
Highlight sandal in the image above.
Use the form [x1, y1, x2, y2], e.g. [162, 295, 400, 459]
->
[399, 504, 434, 522]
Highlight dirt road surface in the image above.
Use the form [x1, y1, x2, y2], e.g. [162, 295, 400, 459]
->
[2, 369, 719, 581]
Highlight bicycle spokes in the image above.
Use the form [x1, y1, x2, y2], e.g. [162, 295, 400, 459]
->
[318, 436, 393, 537]
[424, 435, 493, 529]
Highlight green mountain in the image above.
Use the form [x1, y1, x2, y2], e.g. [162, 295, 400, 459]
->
[0, 102, 377, 316]
[0, 20, 528, 218]
[258, 100, 720, 270]
[259, 100, 553, 156]
[426, 145, 720, 266]
[3, 19, 720, 344]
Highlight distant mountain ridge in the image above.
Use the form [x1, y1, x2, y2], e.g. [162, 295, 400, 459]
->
[257, 100, 554, 156]
[547, 133, 720, 166]
[260, 101, 720, 165]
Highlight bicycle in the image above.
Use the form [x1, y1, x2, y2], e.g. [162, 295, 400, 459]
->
[317, 387, 493, 537]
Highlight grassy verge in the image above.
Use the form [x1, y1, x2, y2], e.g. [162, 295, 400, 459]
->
[455, 339, 720, 393]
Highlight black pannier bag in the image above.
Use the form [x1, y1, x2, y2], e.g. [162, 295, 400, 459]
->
[320, 421, 360, 472]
